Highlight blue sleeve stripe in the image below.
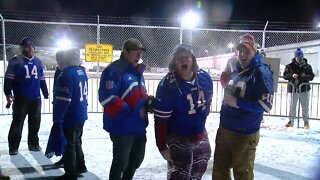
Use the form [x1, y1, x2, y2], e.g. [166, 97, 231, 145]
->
[153, 109, 173, 114]
[121, 82, 139, 99]
[101, 95, 116, 106]
[56, 96, 72, 102]
[258, 99, 271, 112]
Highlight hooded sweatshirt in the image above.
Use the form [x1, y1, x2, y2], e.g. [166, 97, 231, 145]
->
[53, 48, 88, 127]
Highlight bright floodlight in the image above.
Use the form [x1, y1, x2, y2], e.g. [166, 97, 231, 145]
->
[181, 10, 200, 28]
[318, 23, 320, 27]
[56, 38, 72, 49]
[228, 43, 234, 49]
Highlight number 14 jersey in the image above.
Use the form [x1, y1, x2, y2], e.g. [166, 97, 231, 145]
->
[53, 66, 88, 127]
[4, 55, 47, 100]
[153, 69, 213, 137]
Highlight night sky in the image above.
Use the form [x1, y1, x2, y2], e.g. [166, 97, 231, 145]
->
[1, 0, 320, 25]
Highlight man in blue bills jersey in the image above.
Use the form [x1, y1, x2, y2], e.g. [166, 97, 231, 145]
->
[98, 38, 150, 180]
[212, 33, 274, 180]
[4, 37, 49, 155]
[53, 48, 88, 180]
[153, 44, 213, 179]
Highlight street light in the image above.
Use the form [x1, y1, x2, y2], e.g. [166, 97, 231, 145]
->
[180, 10, 200, 44]
[317, 23, 320, 28]
[228, 42, 234, 53]
[56, 38, 72, 50]
[181, 10, 200, 28]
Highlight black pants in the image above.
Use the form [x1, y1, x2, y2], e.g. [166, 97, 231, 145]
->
[109, 134, 146, 180]
[63, 123, 85, 176]
[8, 97, 41, 151]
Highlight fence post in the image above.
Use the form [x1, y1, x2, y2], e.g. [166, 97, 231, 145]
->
[297, 82, 311, 128]
[179, 27, 183, 44]
[190, 29, 193, 45]
[96, 15, 100, 75]
[0, 14, 6, 76]
[262, 21, 269, 49]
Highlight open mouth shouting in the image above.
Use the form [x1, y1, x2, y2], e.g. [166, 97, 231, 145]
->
[181, 64, 188, 71]
[240, 58, 247, 62]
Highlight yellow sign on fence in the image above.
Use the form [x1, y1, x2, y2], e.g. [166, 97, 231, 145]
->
[85, 44, 113, 63]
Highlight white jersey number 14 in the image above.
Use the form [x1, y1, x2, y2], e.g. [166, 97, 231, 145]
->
[187, 90, 206, 115]
[24, 65, 38, 79]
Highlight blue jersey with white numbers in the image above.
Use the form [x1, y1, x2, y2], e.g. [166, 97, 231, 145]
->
[53, 66, 88, 128]
[153, 70, 213, 137]
[4, 55, 48, 100]
[220, 53, 274, 134]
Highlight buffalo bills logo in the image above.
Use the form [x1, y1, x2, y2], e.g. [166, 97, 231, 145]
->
[106, 80, 113, 89]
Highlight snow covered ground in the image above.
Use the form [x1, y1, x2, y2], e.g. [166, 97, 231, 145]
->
[0, 113, 320, 180]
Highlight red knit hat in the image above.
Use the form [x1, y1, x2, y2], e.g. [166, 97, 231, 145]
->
[237, 33, 257, 51]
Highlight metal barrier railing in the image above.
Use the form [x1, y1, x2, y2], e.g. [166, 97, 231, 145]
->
[1, 76, 319, 121]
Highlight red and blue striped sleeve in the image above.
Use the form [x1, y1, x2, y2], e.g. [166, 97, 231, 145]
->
[98, 66, 128, 117]
[153, 82, 173, 121]
[153, 81, 173, 151]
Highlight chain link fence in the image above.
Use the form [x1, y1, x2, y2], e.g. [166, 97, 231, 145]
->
[188, 29, 263, 56]
[4, 20, 97, 47]
[265, 31, 320, 48]
[1, 17, 320, 121]
[99, 25, 181, 72]
[1, 18, 320, 74]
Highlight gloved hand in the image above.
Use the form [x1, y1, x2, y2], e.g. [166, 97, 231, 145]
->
[146, 95, 155, 113]
[223, 93, 239, 108]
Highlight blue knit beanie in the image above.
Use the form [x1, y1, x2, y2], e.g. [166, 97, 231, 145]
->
[295, 48, 304, 58]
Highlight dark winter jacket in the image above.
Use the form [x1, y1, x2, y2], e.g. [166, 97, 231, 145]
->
[283, 58, 314, 93]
